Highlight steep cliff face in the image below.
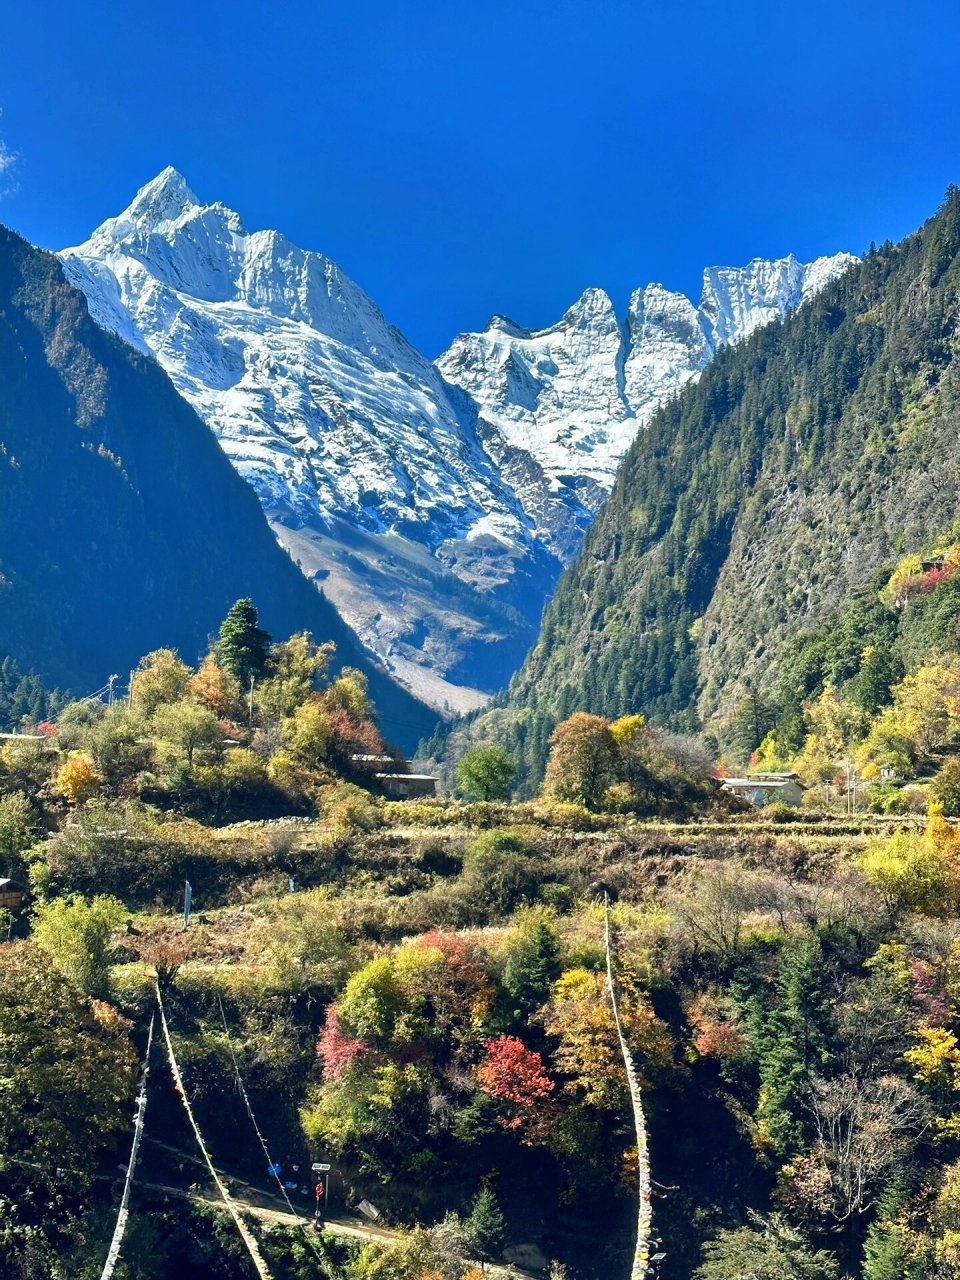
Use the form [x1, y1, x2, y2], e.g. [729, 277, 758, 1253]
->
[431, 191, 960, 793]
[61, 168, 854, 710]
[0, 225, 436, 751]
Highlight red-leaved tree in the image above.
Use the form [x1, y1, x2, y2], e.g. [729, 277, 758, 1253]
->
[317, 1003, 368, 1079]
[477, 1035, 554, 1129]
[921, 565, 955, 594]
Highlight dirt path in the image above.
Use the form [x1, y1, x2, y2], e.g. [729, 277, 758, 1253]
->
[138, 1178, 396, 1243]
[137, 1144, 540, 1277]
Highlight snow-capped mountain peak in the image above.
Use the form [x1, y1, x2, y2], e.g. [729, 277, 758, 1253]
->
[60, 169, 857, 712]
[698, 252, 858, 346]
[119, 164, 199, 223]
[438, 249, 857, 497]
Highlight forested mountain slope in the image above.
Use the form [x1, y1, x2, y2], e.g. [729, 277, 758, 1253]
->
[434, 189, 960, 789]
[0, 226, 436, 751]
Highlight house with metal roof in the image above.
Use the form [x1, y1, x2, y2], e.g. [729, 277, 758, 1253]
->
[721, 776, 804, 807]
[375, 773, 438, 800]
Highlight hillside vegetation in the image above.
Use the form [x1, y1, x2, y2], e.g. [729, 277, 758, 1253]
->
[434, 188, 960, 793]
[3, 620, 960, 1280]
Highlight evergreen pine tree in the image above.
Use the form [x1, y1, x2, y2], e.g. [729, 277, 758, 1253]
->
[501, 920, 560, 1024]
[774, 686, 807, 759]
[466, 1187, 505, 1260]
[216, 599, 271, 687]
[731, 689, 774, 763]
[850, 644, 896, 717]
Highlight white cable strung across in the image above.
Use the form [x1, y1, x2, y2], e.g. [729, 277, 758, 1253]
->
[78, 681, 113, 705]
[99, 1012, 155, 1280]
[604, 892, 654, 1280]
[216, 994, 311, 1230]
[155, 984, 275, 1280]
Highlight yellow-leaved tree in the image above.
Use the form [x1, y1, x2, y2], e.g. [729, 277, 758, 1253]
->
[860, 810, 960, 917]
[542, 966, 671, 1109]
[892, 660, 960, 755]
[55, 754, 102, 806]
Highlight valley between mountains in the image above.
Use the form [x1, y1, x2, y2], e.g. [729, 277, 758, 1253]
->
[9, 169, 960, 1280]
[59, 167, 855, 713]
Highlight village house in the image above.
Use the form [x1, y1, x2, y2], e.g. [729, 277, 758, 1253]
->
[353, 752, 440, 799]
[721, 773, 805, 808]
[0, 879, 27, 913]
[375, 772, 438, 800]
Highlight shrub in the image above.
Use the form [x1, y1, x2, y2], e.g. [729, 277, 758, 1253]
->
[763, 801, 803, 824]
[320, 782, 383, 833]
[32, 893, 127, 998]
[460, 830, 538, 918]
[932, 757, 960, 816]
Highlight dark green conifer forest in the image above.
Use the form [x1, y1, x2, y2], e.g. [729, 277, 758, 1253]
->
[433, 189, 960, 793]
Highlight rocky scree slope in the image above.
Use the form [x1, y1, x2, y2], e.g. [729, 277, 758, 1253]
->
[61, 168, 854, 711]
[0, 226, 435, 751]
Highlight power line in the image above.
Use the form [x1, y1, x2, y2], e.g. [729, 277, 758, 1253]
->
[216, 997, 336, 1276]
[155, 984, 275, 1280]
[99, 1012, 155, 1280]
[216, 1003, 335, 1274]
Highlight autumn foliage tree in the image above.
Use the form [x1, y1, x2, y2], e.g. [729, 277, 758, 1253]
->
[188, 651, 240, 717]
[317, 1004, 368, 1079]
[130, 648, 191, 717]
[543, 713, 620, 809]
[394, 930, 494, 1052]
[55, 754, 102, 805]
[257, 632, 333, 720]
[542, 967, 671, 1108]
[859, 821, 960, 918]
[477, 1034, 554, 1128]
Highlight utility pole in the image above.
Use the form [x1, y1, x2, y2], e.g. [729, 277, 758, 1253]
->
[107, 674, 118, 708]
[248, 674, 256, 727]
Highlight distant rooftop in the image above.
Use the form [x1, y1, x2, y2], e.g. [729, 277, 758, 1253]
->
[375, 773, 438, 782]
[722, 778, 795, 789]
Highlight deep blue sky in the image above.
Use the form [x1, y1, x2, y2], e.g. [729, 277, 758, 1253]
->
[3, 0, 960, 355]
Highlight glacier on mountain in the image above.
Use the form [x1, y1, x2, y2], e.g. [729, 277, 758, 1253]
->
[60, 168, 856, 711]
[438, 251, 859, 508]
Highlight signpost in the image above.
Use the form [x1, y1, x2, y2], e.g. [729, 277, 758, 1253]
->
[312, 1163, 331, 1225]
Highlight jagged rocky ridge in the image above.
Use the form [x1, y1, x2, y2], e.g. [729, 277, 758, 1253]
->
[61, 168, 855, 710]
